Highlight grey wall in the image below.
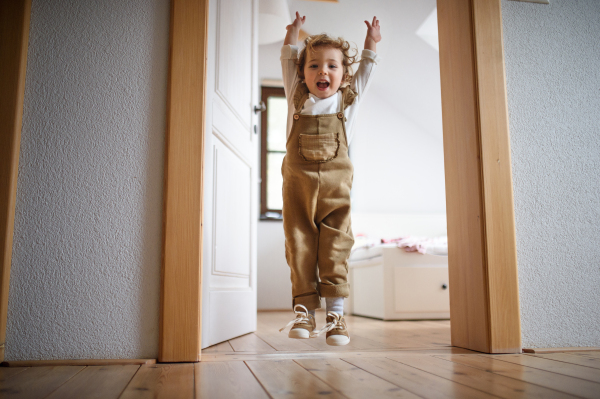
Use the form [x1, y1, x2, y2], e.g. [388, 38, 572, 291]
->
[6, 0, 170, 360]
[502, 0, 600, 348]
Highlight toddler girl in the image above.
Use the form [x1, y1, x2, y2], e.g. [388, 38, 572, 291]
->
[279, 13, 381, 345]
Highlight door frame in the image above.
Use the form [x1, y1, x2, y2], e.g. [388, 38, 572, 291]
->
[0, 0, 32, 362]
[0, 0, 521, 364]
[158, 0, 521, 361]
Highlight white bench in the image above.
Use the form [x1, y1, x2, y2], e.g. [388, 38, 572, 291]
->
[347, 213, 450, 320]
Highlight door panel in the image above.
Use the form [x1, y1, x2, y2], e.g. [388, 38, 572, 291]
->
[201, 0, 258, 348]
[208, 291, 257, 345]
[212, 99, 254, 162]
[215, 0, 253, 130]
[211, 138, 252, 278]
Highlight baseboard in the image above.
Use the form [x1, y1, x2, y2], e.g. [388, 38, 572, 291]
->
[522, 347, 600, 354]
[1, 358, 156, 367]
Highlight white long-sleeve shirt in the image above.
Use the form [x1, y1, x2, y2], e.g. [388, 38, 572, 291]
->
[280, 44, 380, 145]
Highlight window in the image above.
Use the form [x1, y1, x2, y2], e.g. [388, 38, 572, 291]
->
[260, 86, 287, 219]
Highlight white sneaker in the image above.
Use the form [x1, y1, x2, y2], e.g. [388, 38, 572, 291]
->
[279, 304, 316, 339]
[310, 312, 350, 346]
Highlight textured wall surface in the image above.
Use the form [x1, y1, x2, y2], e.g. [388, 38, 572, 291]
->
[6, 0, 169, 360]
[502, 0, 600, 348]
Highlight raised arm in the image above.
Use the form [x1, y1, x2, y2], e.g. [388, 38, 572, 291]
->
[284, 12, 306, 46]
[364, 16, 381, 52]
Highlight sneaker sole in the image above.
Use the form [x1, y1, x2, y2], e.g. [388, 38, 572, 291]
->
[289, 328, 311, 339]
[326, 335, 350, 346]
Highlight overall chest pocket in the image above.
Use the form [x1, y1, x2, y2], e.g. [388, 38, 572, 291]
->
[298, 133, 340, 163]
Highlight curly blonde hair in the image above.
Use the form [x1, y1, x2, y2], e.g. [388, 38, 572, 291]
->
[297, 34, 358, 85]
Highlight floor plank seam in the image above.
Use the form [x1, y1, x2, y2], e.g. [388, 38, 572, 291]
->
[42, 365, 89, 399]
[527, 353, 600, 370]
[292, 359, 353, 399]
[117, 365, 142, 399]
[337, 357, 429, 399]
[383, 354, 505, 398]
[251, 332, 278, 352]
[432, 354, 599, 397]
[477, 354, 600, 384]
[243, 360, 275, 399]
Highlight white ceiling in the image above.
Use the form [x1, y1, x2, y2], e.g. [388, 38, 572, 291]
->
[287, 0, 443, 140]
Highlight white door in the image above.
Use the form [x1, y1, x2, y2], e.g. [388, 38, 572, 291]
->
[201, 0, 258, 348]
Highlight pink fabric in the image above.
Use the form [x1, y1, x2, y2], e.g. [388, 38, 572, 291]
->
[381, 236, 446, 255]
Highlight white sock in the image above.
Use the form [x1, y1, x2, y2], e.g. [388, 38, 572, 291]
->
[326, 297, 344, 316]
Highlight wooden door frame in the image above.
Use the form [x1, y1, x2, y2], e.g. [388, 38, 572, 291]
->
[0, 0, 32, 362]
[158, 0, 521, 360]
[0, 0, 521, 364]
[437, 0, 521, 353]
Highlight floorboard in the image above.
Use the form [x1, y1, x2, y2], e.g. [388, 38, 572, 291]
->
[491, 354, 600, 383]
[0, 366, 83, 399]
[119, 363, 194, 399]
[294, 358, 420, 398]
[0, 367, 28, 382]
[438, 354, 600, 399]
[3, 313, 598, 398]
[531, 353, 600, 370]
[390, 354, 577, 399]
[570, 351, 600, 360]
[45, 365, 139, 399]
[228, 332, 276, 352]
[195, 361, 269, 398]
[246, 359, 346, 399]
[343, 357, 497, 399]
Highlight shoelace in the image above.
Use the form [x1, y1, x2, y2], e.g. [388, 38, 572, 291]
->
[310, 312, 344, 338]
[279, 304, 312, 333]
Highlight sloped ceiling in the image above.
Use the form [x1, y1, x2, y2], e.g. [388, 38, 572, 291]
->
[288, 0, 442, 140]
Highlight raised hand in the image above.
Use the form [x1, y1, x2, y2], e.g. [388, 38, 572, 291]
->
[284, 12, 306, 45]
[364, 16, 381, 44]
[287, 11, 306, 32]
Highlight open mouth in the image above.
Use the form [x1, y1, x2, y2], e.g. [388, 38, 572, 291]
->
[316, 81, 330, 90]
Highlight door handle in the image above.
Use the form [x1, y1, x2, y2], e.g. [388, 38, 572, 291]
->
[254, 101, 266, 114]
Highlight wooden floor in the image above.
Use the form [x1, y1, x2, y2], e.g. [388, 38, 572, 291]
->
[2, 311, 600, 398]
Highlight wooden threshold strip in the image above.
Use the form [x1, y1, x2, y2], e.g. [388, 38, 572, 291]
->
[201, 347, 476, 362]
[1, 358, 156, 367]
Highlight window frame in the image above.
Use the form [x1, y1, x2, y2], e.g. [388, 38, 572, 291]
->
[260, 85, 286, 220]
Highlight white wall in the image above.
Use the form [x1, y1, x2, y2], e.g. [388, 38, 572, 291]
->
[502, 0, 600, 348]
[257, 41, 289, 310]
[7, 0, 169, 360]
[257, 222, 292, 309]
[351, 94, 446, 214]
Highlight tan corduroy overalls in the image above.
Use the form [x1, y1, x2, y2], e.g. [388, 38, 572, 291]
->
[282, 82, 357, 311]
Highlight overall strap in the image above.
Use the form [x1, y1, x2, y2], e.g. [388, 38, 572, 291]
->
[293, 82, 310, 113]
[339, 86, 357, 110]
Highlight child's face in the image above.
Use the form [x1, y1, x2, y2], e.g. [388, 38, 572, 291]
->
[303, 47, 345, 99]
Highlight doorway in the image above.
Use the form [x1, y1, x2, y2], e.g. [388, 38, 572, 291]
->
[256, 0, 448, 326]
[161, 0, 522, 361]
